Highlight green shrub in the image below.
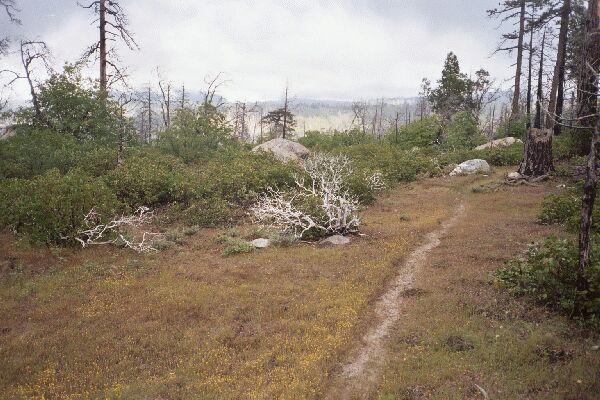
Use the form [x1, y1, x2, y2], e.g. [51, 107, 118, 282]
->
[474, 143, 523, 166]
[105, 152, 191, 209]
[441, 111, 487, 150]
[339, 144, 438, 184]
[538, 185, 600, 233]
[494, 113, 528, 139]
[0, 169, 119, 244]
[386, 116, 441, 149]
[221, 239, 255, 256]
[495, 237, 600, 327]
[299, 129, 375, 151]
[183, 197, 232, 228]
[198, 151, 300, 206]
[0, 128, 122, 179]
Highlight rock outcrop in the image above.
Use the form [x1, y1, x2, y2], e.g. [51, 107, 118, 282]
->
[252, 138, 311, 163]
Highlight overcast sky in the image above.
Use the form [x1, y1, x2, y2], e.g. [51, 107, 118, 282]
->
[2, 0, 515, 102]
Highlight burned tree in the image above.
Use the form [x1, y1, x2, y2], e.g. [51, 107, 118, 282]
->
[578, 0, 600, 287]
[1, 40, 52, 123]
[0, 0, 20, 56]
[79, 0, 139, 91]
[488, 0, 527, 117]
[518, 29, 554, 177]
[546, 0, 573, 134]
[351, 101, 368, 134]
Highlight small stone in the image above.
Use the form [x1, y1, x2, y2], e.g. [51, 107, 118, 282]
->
[507, 172, 522, 180]
[250, 238, 271, 249]
[320, 235, 351, 246]
[592, 345, 599, 351]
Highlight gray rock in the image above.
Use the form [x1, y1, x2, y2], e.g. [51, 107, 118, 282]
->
[252, 138, 311, 163]
[474, 137, 523, 150]
[449, 159, 491, 176]
[251, 238, 271, 249]
[507, 172, 523, 180]
[320, 235, 351, 246]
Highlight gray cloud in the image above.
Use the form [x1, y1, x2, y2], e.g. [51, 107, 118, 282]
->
[3, 0, 514, 101]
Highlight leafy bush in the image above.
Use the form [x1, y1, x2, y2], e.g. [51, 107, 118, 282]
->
[157, 105, 236, 164]
[340, 144, 438, 183]
[15, 66, 131, 144]
[0, 128, 121, 179]
[494, 113, 528, 139]
[299, 129, 376, 151]
[441, 111, 487, 150]
[538, 185, 600, 233]
[0, 169, 119, 244]
[495, 237, 600, 327]
[474, 143, 523, 166]
[105, 152, 191, 209]
[197, 151, 300, 206]
[386, 116, 441, 149]
[183, 197, 232, 228]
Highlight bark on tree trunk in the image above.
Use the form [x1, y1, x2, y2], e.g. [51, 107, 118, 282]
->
[577, 0, 600, 288]
[511, 0, 526, 117]
[519, 29, 554, 176]
[99, 0, 107, 91]
[547, 0, 572, 133]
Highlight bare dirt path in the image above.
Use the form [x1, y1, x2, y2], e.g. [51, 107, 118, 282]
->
[327, 200, 466, 400]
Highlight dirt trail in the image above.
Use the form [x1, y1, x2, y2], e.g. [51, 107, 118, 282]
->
[327, 200, 466, 400]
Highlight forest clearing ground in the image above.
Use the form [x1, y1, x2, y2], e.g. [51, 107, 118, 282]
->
[0, 171, 460, 399]
[371, 170, 600, 400]
[0, 168, 598, 399]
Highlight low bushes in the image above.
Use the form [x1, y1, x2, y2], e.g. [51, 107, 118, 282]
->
[538, 184, 600, 233]
[0, 169, 118, 245]
[495, 237, 600, 328]
[105, 152, 191, 209]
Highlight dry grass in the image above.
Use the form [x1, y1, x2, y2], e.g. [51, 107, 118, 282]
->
[2, 169, 598, 399]
[0, 178, 457, 399]
[375, 170, 600, 400]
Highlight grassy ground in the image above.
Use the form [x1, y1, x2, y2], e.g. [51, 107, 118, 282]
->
[1, 169, 598, 399]
[374, 172, 600, 400]
[0, 175, 457, 399]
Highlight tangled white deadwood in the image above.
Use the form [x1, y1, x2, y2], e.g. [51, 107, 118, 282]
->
[75, 207, 164, 252]
[252, 153, 382, 239]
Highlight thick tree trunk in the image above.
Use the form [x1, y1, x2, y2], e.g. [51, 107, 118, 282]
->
[518, 128, 554, 175]
[578, 0, 600, 287]
[520, 29, 554, 176]
[511, 0, 526, 117]
[547, 0, 571, 133]
[99, 0, 107, 91]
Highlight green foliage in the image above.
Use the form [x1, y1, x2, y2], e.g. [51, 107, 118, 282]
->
[197, 152, 300, 206]
[495, 113, 528, 139]
[429, 52, 470, 119]
[386, 116, 441, 149]
[157, 105, 236, 163]
[261, 107, 296, 139]
[441, 111, 487, 150]
[16, 66, 131, 143]
[554, 131, 584, 160]
[339, 144, 438, 184]
[538, 185, 600, 233]
[183, 197, 232, 228]
[299, 129, 375, 151]
[474, 143, 523, 166]
[220, 239, 255, 257]
[0, 169, 118, 244]
[105, 152, 190, 209]
[0, 128, 122, 179]
[495, 237, 600, 327]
